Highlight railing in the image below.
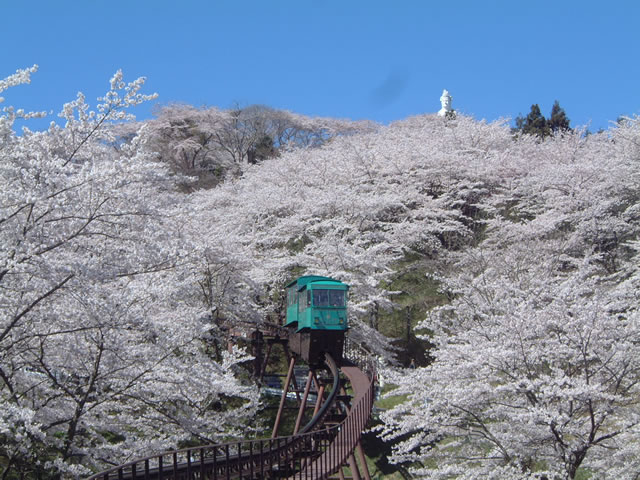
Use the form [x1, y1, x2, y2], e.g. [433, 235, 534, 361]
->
[297, 369, 375, 478]
[88, 427, 342, 480]
[343, 337, 378, 380]
[87, 336, 376, 480]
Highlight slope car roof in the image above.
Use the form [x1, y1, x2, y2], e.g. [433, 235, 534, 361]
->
[286, 275, 347, 291]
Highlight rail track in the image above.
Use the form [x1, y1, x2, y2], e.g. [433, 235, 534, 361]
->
[87, 337, 376, 480]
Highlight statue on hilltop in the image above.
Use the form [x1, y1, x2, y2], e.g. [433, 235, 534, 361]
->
[438, 89, 454, 117]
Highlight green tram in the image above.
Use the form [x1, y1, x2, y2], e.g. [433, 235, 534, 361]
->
[284, 276, 349, 365]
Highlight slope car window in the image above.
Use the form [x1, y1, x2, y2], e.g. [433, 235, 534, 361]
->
[313, 289, 345, 307]
[288, 287, 296, 306]
[298, 290, 311, 313]
[330, 289, 345, 307]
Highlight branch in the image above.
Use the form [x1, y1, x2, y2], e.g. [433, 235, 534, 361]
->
[0, 202, 34, 226]
[452, 404, 512, 462]
[0, 366, 17, 402]
[0, 274, 74, 344]
[62, 106, 114, 167]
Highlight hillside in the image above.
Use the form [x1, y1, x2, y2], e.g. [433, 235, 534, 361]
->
[2, 67, 639, 478]
[179, 112, 640, 478]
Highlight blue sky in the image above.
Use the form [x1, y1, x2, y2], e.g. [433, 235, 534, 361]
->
[2, 0, 638, 132]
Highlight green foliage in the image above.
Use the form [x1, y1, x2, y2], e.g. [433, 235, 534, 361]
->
[248, 134, 277, 164]
[285, 234, 312, 254]
[363, 384, 420, 480]
[360, 425, 409, 479]
[548, 100, 571, 133]
[515, 103, 550, 138]
[374, 384, 407, 410]
[514, 100, 572, 139]
[378, 254, 447, 366]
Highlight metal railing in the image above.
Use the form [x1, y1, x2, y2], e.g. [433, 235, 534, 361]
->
[296, 371, 375, 478]
[87, 337, 376, 480]
[88, 427, 342, 480]
[343, 337, 378, 380]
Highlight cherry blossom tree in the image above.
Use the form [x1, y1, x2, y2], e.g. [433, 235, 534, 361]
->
[182, 113, 639, 478]
[3, 64, 629, 479]
[0, 67, 257, 478]
[379, 121, 640, 479]
[140, 106, 640, 478]
[141, 103, 375, 191]
[141, 103, 234, 189]
[184, 114, 511, 362]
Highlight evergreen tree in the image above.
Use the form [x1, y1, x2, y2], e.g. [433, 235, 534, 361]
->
[515, 104, 550, 138]
[548, 100, 571, 133]
[247, 134, 277, 164]
[514, 101, 572, 139]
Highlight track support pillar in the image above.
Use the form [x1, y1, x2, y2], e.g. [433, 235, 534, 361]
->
[272, 356, 296, 438]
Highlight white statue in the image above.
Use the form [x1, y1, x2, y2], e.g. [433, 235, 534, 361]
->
[438, 89, 453, 117]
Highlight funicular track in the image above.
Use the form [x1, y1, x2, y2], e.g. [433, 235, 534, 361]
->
[87, 336, 376, 480]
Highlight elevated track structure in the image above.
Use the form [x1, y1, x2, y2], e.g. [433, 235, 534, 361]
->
[87, 331, 377, 480]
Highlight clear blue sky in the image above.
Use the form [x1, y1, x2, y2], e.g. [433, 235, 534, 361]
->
[3, 0, 638, 132]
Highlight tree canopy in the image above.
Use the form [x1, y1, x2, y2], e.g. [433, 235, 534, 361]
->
[2, 66, 638, 479]
[378, 118, 640, 479]
[514, 100, 572, 138]
[0, 67, 257, 478]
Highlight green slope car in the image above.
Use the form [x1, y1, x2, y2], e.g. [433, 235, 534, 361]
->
[285, 275, 349, 331]
[285, 276, 349, 365]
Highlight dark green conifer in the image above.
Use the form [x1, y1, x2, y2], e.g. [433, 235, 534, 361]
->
[519, 104, 549, 138]
[548, 100, 571, 133]
[514, 102, 572, 139]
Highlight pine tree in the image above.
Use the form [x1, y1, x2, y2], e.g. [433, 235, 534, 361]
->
[548, 100, 571, 133]
[514, 102, 572, 139]
[517, 104, 549, 138]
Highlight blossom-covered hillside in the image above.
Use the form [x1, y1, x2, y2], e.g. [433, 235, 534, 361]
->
[184, 111, 640, 479]
[2, 66, 639, 478]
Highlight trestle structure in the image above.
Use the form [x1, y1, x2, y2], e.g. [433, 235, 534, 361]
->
[87, 337, 376, 480]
